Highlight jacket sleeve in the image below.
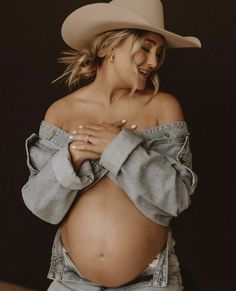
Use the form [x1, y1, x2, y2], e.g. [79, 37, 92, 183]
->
[21, 133, 95, 224]
[99, 127, 198, 226]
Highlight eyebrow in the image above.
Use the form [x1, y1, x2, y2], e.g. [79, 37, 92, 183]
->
[144, 38, 164, 48]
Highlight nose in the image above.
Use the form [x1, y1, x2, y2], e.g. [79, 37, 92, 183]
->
[146, 53, 158, 70]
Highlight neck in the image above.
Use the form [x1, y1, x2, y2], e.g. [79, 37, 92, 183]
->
[89, 66, 132, 107]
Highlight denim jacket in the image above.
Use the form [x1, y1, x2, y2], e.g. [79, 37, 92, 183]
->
[21, 120, 198, 226]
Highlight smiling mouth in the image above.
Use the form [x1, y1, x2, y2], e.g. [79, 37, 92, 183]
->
[138, 68, 150, 78]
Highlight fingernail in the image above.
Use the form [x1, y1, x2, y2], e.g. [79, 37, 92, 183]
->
[69, 135, 74, 140]
[71, 145, 77, 149]
[121, 119, 127, 123]
[72, 130, 77, 134]
[98, 120, 104, 123]
[78, 125, 84, 129]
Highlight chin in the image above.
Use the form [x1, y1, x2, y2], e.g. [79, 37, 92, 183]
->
[137, 82, 147, 91]
[129, 77, 148, 92]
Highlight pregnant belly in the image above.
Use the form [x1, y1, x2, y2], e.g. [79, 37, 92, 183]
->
[61, 175, 168, 287]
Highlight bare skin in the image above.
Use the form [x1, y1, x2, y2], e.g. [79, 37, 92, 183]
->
[44, 32, 185, 288]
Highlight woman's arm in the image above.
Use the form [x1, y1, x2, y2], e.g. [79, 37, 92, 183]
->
[99, 94, 198, 225]
[21, 101, 95, 224]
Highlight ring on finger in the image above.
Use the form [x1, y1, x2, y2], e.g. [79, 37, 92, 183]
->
[85, 134, 91, 143]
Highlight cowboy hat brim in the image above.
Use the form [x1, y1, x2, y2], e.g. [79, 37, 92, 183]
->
[61, 3, 201, 50]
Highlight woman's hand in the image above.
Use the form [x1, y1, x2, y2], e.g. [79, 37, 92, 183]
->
[69, 119, 127, 169]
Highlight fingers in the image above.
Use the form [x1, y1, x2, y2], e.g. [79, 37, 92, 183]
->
[77, 124, 103, 131]
[70, 119, 127, 136]
[69, 133, 95, 144]
[70, 128, 97, 138]
[97, 119, 127, 127]
[71, 143, 94, 151]
[113, 119, 127, 127]
[70, 138, 97, 150]
[69, 135, 89, 143]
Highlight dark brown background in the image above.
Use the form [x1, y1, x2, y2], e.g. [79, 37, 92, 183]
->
[0, 1, 235, 290]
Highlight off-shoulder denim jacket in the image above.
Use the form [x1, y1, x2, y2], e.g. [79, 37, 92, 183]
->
[21, 120, 198, 227]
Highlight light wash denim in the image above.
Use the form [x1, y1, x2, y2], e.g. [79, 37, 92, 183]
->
[22, 120, 198, 226]
[21, 119, 198, 290]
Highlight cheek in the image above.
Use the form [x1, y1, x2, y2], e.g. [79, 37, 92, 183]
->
[134, 51, 146, 65]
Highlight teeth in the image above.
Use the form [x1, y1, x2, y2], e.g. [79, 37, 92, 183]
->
[138, 68, 148, 75]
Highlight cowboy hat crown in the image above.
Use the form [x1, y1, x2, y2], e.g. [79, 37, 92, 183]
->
[61, 0, 201, 50]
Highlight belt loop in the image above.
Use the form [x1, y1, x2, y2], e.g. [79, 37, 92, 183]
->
[52, 227, 65, 280]
[167, 225, 176, 254]
[152, 227, 173, 287]
[162, 226, 174, 286]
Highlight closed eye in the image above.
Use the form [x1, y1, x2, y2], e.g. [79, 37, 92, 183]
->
[142, 47, 162, 59]
[142, 47, 149, 52]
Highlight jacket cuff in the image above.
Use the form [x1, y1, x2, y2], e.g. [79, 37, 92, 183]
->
[99, 128, 143, 176]
[51, 144, 94, 190]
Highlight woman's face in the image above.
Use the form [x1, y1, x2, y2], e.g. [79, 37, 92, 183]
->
[112, 31, 165, 90]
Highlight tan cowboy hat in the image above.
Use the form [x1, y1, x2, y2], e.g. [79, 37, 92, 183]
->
[61, 0, 201, 50]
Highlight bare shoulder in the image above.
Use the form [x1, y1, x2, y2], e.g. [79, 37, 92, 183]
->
[151, 91, 185, 125]
[43, 95, 73, 127]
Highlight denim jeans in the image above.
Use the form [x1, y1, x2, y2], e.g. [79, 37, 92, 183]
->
[47, 226, 184, 291]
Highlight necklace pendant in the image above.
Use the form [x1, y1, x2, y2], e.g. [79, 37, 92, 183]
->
[130, 124, 137, 129]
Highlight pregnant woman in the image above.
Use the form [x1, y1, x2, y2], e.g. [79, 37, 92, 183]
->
[22, 0, 201, 290]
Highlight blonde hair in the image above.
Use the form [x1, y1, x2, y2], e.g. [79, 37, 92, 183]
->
[52, 29, 166, 97]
